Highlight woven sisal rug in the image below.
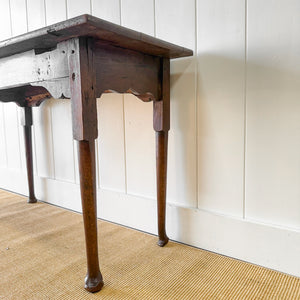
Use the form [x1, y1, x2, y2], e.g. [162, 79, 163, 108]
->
[0, 189, 299, 299]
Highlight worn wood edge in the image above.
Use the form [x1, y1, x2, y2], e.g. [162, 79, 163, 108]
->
[0, 15, 88, 50]
[104, 89, 155, 102]
[86, 15, 193, 58]
[0, 85, 52, 107]
[0, 82, 158, 107]
[0, 14, 193, 59]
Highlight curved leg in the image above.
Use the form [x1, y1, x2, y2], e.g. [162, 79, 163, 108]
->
[22, 107, 37, 203]
[156, 131, 169, 247]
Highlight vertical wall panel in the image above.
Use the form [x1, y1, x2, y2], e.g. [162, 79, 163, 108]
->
[6, 0, 28, 171]
[97, 95, 126, 192]
[0, 0, 11, 167]
[121, 1, 156, 198]
[26, 0, 46, 31]
[91, 0, 120, 24]
[246, 0, 300, 228]
[167, 60, 197, 207]
[155, 0, 195, 50]
[67, 0, 91, 18]
[17, 107, 27, 171]
[45, 0, 67, 25]
[0, 0, 12, 40]
[91, 1, 122, 190]
[3, 103, 21, 169]
[10, 0, 28, 36]
[155, 0, 197, 207]
[51, 99, 75, 183]
[32, 102, 55, 178]
[124, 95, 156, 198]
[0, 104, 7, 167]
[197, 0, 245, 216]
[121, 0, 154, 35]
[26, 0, 48, 177]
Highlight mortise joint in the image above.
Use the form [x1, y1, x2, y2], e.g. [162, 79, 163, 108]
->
[72, 73, 76, 81]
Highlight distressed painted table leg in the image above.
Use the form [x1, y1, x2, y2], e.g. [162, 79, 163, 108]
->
[21, 106, 37, 203]
[154, 58, 170, 247]
[69, 36, 103, 292]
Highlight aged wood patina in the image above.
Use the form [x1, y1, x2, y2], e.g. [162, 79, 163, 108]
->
[0, 14, 193, 292]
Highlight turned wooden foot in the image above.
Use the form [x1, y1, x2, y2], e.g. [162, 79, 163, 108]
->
[84, 272, 104, 293]
[22, 107, 37, 204]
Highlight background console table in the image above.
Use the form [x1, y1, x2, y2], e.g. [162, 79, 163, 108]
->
[0, 15, 192, 292]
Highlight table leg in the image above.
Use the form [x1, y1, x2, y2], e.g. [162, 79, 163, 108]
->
[68, 37, 103, 292]
[154, 58, 170, 247]
[156, 130, 169, 247]
[22, 107, 37, 203]
[78, 139, 103, 292]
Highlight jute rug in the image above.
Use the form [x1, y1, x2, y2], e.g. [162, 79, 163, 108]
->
[0, 189, 299, 299]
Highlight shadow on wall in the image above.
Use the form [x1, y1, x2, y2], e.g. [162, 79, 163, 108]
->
[168, 56, 197, 208]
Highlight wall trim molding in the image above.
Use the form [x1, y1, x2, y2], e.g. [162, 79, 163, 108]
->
[1, 167, 299, 277]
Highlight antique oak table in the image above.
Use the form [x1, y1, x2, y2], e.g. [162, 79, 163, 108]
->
[0, 15, 193, 292]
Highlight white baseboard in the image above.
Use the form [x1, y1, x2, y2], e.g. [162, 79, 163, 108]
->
[0, 167, 299, 277]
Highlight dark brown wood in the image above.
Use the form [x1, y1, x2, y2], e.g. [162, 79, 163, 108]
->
[156, 131, 169, 247]
[68, 37, 97, 141]
[0, 85, 52, 107]
[0, 15, 192, 60]
[68, 36, 103, 292]
[78, 140, 103, 292]
[21, 107, 37, 203]
[94, 41, 161, 100]
[154, 58, 170, 247]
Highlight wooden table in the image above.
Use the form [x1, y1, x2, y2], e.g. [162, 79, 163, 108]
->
[0, 15, 193, 292]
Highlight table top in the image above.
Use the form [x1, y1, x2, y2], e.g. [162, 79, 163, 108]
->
[0, 14, 193, 60]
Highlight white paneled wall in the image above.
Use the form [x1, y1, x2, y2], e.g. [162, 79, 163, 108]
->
[246, 0, 300, 229]
[0, 0, 299, 277]
[197, 0, 246, 216]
